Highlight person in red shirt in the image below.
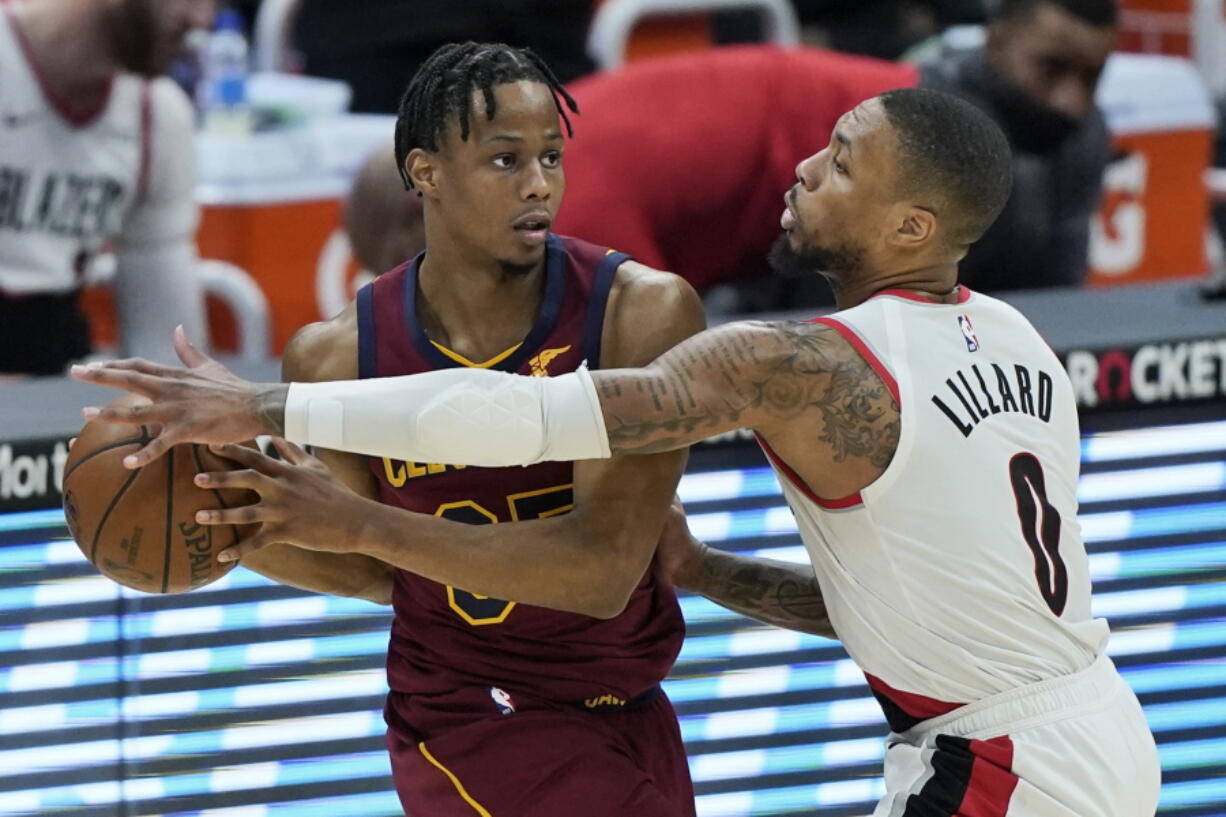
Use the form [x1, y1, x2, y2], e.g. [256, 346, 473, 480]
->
[555, 46, 917, 296]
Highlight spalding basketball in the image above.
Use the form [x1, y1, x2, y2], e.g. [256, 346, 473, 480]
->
[62, 396, 256, 594]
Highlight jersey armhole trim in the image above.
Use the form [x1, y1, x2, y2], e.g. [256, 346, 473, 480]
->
[356, 282, 376, 380]
[580, 250, 630, 369]
[756, 433, 863, 510]
[810, 316, 900, 405]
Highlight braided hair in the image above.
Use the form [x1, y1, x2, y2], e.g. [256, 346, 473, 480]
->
[394, 42, 579, 190]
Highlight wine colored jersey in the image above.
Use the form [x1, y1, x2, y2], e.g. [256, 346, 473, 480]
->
[357, 233, 686, 704]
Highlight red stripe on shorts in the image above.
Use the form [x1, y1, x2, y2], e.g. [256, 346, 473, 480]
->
[959, 736, 1018, 817]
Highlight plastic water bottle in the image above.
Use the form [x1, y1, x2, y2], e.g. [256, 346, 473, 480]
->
[197, 8, 252, 134]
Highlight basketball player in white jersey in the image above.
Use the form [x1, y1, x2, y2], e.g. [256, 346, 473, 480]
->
[75, 87, 1161, 817]
[0, 0, 212, 376]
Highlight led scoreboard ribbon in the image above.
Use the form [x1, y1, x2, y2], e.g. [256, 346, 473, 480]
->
[1, 421, 1224, 816]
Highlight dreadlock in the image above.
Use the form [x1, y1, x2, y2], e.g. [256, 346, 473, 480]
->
[394, 42, 580, 190]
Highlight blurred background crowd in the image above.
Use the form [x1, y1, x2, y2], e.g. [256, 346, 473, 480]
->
[0, 0, 1223, 374]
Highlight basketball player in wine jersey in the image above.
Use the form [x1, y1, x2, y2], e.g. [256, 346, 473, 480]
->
[78, 86, 1162, 817]
[96, 43, 702, 817]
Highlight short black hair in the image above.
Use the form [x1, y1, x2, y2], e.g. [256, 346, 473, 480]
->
[394, 42, 579, 190]
[995, 0, 1117, 26]
[878, 88, 1013, 246]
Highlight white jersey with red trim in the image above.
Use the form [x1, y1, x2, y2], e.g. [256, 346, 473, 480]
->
[0, 2, 196, 296]
[770, 287, 1109, 718]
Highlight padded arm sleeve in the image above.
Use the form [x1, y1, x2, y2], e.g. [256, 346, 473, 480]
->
[283, 367, 611, 466]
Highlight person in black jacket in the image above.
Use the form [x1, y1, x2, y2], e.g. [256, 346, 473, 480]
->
[918, 0, 1116, 291]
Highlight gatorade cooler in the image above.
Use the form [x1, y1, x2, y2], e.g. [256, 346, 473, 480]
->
[1088, 52, 1216, 285]
[1117, 0, 1226, 95]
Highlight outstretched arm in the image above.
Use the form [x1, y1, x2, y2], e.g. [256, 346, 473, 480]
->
[72, 320, 853, 469]
[595, 319, 851, 455]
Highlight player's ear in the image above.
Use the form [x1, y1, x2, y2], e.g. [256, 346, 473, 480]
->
[889, 204, 937, 250]
[406, 149, 440, 198]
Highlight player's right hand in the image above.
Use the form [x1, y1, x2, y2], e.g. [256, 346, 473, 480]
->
[652, 496, 708, 590]
[71, 326, 286, 469]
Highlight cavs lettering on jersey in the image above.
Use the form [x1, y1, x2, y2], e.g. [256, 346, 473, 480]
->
[763, 287, 1108, 732]
[357, 234, 685, 703]
[0, 3, 194, 295]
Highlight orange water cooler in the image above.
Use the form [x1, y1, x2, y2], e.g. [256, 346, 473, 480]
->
[1088, 52, 1217, 285]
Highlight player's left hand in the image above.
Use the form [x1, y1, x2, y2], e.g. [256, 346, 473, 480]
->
[71, 326, 286, 469]
[193, 438, 376, 563]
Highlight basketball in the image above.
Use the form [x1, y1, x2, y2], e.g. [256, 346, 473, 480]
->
[62, 396, 256, 594]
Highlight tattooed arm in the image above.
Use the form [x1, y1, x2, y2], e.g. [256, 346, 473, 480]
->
[596, 319, 897, 463]
[75, 318, 897, 485]
[655, 499, 835, 638]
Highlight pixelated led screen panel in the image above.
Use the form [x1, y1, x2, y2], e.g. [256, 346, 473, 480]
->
[1, 420, 1224, 817]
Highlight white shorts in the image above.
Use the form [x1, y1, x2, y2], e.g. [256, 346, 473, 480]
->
[874, 654, 1160, 817]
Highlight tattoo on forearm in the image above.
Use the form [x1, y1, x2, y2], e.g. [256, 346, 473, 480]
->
[690, 547, 834, 638]
[598, 320, 899, 471]
[255, 384, 289, 436]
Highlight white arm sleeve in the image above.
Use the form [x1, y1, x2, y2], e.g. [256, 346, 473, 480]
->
[115, 79, 206, 362]
[283, 367, 612, 466]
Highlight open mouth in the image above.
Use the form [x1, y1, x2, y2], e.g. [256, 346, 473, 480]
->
[513, 213, 552, 246]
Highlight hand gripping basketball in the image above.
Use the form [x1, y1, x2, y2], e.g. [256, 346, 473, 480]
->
[72, 326, 285, 469]
[194, 438, 377, 563]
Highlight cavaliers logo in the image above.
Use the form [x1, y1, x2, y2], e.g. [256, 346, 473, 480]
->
[529, 346, 571, 377]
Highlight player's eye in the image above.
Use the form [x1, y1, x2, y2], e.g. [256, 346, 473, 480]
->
[832, 157, 848, 176]
[541, 151, 562, 169]
[493, 154, 516, 170]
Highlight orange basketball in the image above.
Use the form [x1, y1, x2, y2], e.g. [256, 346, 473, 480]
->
[62, 396, 256, 594]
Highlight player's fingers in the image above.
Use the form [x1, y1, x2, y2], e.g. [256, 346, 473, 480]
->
[193, 468, 267, 493]
[270, 437, 311, 465]
[216, 531, 276, 564]
[82, 400, 167, 425]
[208, 442, 289, 475]
[121, 434, 175, 469]
[68, 437, 76, 450]
[173, 325, 218, 370]
[195, 501, 275, 528]
[74, 358, 180, 378]
[73, 365, 173, 397]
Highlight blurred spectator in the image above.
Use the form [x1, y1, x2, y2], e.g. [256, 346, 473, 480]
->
[0, 0, 213, 376]
[919, 0, 1117, 292]
[555, 46, 917, 302]
[344, 143, 425, 275]
[291, 0, 595, 113]
[793, 0, 987, 60]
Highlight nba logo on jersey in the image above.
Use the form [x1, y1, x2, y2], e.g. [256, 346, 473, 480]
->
[490, 686, 517, 715]
[957, 314, 979, 352]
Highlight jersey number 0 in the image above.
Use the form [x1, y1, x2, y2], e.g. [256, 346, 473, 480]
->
[434, 485, 575, 625]
[1008, 453, 1068, 616]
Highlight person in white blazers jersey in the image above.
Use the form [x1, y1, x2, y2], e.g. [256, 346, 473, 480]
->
[75, 87, 1162, 817]
[0, 0, 213, 376]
